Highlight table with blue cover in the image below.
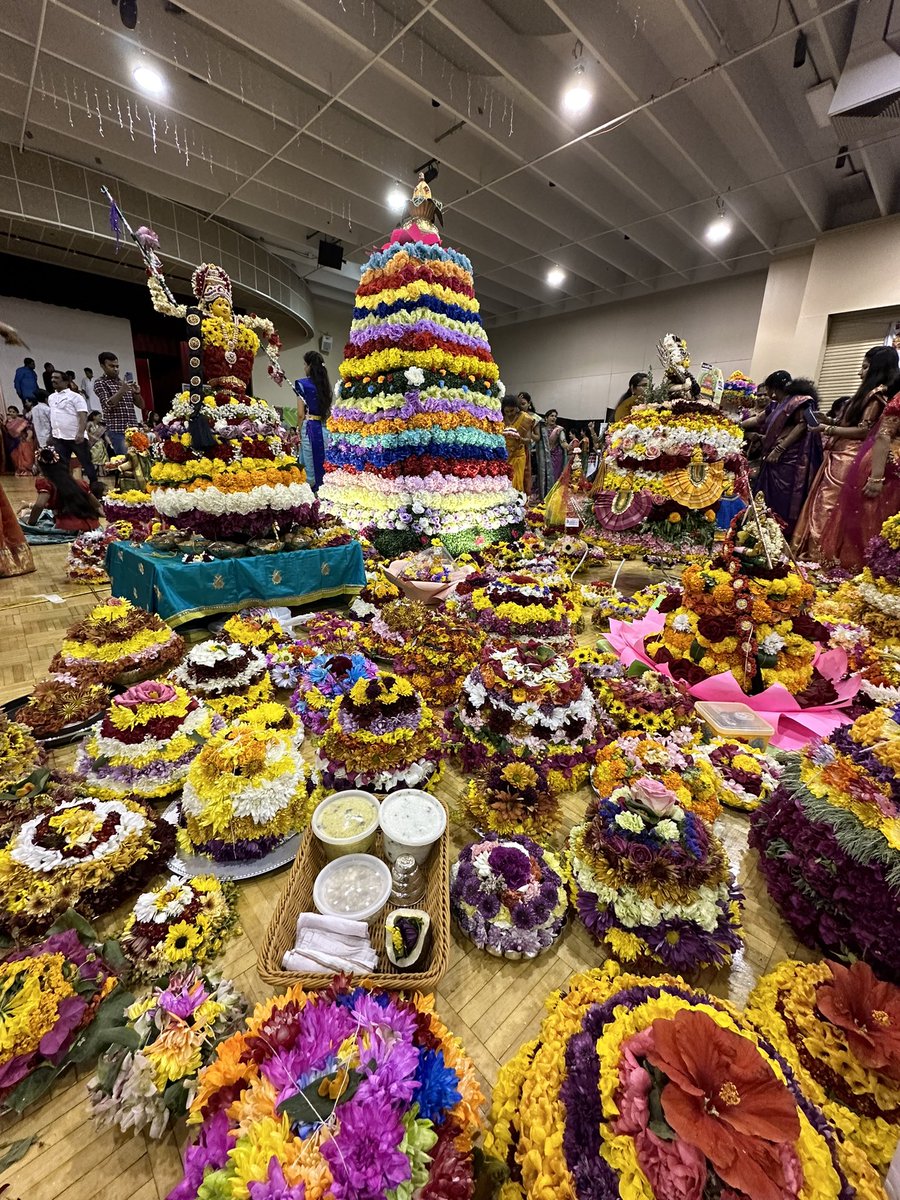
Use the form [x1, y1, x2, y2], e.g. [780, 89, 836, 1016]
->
[106, 539, 366, 627]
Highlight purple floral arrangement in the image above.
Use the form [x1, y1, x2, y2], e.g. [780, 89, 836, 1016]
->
[450, 835, 567, 959]
[289, 652, 378, 735]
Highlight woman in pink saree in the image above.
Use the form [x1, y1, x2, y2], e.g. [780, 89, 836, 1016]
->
[747, 373, 823, 539]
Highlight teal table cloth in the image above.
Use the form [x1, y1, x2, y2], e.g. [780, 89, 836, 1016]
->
[107, 540, 366, 626]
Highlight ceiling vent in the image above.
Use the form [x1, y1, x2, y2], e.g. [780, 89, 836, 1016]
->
[829, 0, 900, 140]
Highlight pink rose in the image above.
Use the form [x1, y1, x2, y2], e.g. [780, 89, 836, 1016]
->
[116, 680, 177, 708]
[632, 776, 678, 816]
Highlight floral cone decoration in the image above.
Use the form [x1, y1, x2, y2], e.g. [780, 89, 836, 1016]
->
[66, 522, 146, 584]
[319, 176, 524, 557]
[749, 703, 900, 981]
[699, 737, 782, 813]
[591, 729, 722, 823]
[748, 959, 900, 1174]
[0, 920, 128, 1114]
[646, 498, 830, 699]
[75, 680, 222, 802]
[169, 639, 274, 718]
[366, 599, 486, 708]
[312, 672, 443, 796]
[88, 968, 246, 1138]
[486, 964, 884, 1200]
[0, 715, 44, 787]
[568, 776, 743, 973]
[146, 260, 315, 541]
[180, 718, 309, 862]
[0, 795, 175, 940]
[290, 651, 379, 736]
[50, 597, 185, 685]
[166, 981, 484, 1200]
[450, 835, 567, 959]
[453, 641, 601, 794]
[119, 875, 239, 979]
[460, 759, 561, 842]
[452, 570, 578, 645]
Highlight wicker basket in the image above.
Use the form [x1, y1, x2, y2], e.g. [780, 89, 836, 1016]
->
[258, 811, 450, 992]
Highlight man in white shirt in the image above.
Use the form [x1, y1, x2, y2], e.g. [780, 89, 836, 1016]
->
[49, 369, 96, 481]
[30, 391, 52, 448]
[80, 367, 100, 413]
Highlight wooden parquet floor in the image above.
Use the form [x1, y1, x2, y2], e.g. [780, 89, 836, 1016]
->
[0, 476, 818, 1200]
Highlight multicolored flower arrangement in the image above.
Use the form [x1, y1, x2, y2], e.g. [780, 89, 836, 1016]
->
[699, 737, 782, 812]
[349, 568, 402, 621]
[170, 639, 274, 717]
[66, 521, 146, 584]
[50, 598, 185, 685]
[749, 704, 900, 981]
[222, 610, 288, 651]
[75, 679, 221, 802]
[87, 968, 246, 1138]
[748, 958, 900, 1174]
[103, 487, 158, 524]
[169, 981, 484, 1200]
[453, 571, 574, 644]
[290, 651, 379, 735]
[0, 920, 127, 1114]
[453, 641, 600, 794]
[0, 715, 44, 787]
[450, 835, 567, 959]
[367, 599, 486, 708]
[591, 729, 722, 823]
[119, 875, 239, 979]
[486, 964, 883, 1200]
[313, 672, 443, 795]
[568, 776, 742, 972]
[592, 665, 699, 736]
[15, 678, 109, 740]
[180, 719, 309, 861]
[0, 795, 175, 939]
[460, 758, 560, 842]
[0, 768, 75, 848]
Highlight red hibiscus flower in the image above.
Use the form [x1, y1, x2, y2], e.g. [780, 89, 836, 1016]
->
[816, 960, 900, 1079]
[646, 1009, 800, 1200]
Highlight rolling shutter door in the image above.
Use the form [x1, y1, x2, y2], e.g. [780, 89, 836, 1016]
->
[817, 308, 899, 408]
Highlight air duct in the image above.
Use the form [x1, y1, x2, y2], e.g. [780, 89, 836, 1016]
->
[828, 0, 900, 140]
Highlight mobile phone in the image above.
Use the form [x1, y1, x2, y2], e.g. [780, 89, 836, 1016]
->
[124, 371, 134, 383]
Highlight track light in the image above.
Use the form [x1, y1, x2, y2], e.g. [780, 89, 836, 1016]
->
[562, 40, 592, 115]
[547, 265, 566, 287]
[386, 185, 407, 213]
[132, 64, 166, 96]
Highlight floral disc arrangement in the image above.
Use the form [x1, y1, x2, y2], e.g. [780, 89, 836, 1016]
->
[103, 487, 158, 524]
[454, 641, 599, 793]
[0, 921, 127, 1114]
[169, 981, 484, 1200]
[120, 875, 239, 979]
[591, 728, 722, 823]
[180, 719, 309, 861]
[592, 663, 699, 736]
[75, 680, 221, 802]
[460, 758, 560, 841]
[349, 568, 402, 620]
[312, 672, 443, 795]
[319, 187, 524, 556]
[646, 500, 830, 699]
[748, 958, 900, 1175]
[749, 703, 900, 981]
[367, 599, 486, 708]
[486, 964, 883, 1200]
[170, 639, 274, 718]
[16, 678, 110, 740]
[454, 571, 574, 644]
[88, 967, 246, 1138]
[289, 651, 379, 735]
[700, 737, 782, 813]
[0, 768, 76, 849]
[568, 777, 742, 973]
[0, 715, 44, 788]
[0, 795, 175, 939]
[50, 598, 185, 685]
[450, 834, 567, 959]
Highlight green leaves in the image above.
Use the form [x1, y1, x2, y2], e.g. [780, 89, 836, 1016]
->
[276, 1061, 376, 1127]
[0, 1135, 38, 1174]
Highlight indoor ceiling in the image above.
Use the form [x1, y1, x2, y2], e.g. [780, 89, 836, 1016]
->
[0, 0, 897, 325]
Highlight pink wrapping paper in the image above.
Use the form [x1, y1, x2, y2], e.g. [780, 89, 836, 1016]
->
[604, 613, 859, 750]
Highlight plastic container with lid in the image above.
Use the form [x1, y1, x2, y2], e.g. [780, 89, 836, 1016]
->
[694, 701, 775, 748]
[313, 854, 392, 923]
[379, 790, 447, 865]
[311, 790, 380, 860]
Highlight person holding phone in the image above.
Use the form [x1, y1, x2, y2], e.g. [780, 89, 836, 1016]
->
[92, 351, 141, 456]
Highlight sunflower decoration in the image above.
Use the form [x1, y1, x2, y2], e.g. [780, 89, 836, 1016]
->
[460, 759, 561, 842]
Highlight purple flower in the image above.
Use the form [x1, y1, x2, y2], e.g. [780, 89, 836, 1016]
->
[159, 979, 209, 1021]
[487, 845, 532, 890]
[321, 1095, 410, 1200]
[166, 1110, 233, 1200]
[248, 1158, 306, 1199]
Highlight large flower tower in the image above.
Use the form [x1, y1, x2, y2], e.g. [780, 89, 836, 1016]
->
[319, 173, 525, 555]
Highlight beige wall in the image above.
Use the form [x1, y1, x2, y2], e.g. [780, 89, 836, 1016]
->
[254, 294, 352, 415]
[488, 272, 767, 421]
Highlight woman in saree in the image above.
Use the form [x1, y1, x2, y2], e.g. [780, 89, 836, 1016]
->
[544, 409, 569, 483]
[3, 407, 35, 476]
[793, 346, 896, 560]
[821, 371, 900, 571]
[744, 371, 822, 538]
[0, 481, 34, 576]
[502, 398, 529, 491]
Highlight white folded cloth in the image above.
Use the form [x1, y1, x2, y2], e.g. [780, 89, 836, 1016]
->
[282, 911, 378, 974]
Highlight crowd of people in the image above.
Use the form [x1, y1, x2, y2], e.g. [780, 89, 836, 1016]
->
[502, 392, 604, 496]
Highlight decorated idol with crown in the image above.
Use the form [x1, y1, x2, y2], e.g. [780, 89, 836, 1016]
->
[140, 253, 315, 540]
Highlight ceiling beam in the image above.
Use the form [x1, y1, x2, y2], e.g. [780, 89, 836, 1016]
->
[18, 0, 48, 151]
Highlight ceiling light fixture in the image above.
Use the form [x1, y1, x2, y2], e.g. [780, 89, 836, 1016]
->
[547, 265, 566, 287]
[563, 40, 592, 115]
[386, 184, 407, 213]
[132, 63, 166, 96]
[705, 196, 732, 245]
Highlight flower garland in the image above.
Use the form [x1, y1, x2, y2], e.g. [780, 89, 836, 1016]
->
[700, 736, 782, 812]
[460, 759, 561, 842]
[88, 967, 246, 1138]
[119, 875, 239, 979]
[0, 715, 45, 786]
[748, 959, 900, 1174]
[0, 920, 126, 1114]
[170, 982, 484, 1200]
[568, 777, 742, 973]
[51, 598, 184, 685]
[170, 640, 274, 718]
[591, 730, 723, 823]
[450, 835, 567, 959]
[0, 795, 176, 939]
[486, 964, 884, 1200]
[75, 680, 222, 801]
[290, 652, 379, 735]
[16, 679, 110, 739]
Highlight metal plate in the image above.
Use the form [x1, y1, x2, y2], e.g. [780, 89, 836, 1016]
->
[163, 802, 301, 881]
